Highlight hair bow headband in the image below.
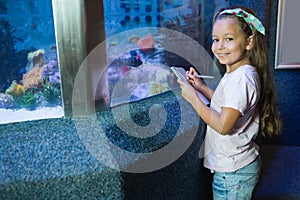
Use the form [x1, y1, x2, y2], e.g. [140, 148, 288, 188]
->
[219, 8, 265, 35]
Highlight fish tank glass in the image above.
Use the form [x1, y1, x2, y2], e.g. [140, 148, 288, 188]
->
[103, 0, 223, 108]
[0, 0, 63, 124]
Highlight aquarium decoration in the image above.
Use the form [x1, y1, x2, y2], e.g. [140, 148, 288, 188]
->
[0, 20, 61, 110]
[4, 49, 62, 110]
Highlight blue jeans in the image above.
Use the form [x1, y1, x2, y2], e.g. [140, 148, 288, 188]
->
[212, 156, 261, 200]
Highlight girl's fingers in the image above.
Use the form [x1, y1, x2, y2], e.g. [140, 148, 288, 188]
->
[177, 78, 184, 86]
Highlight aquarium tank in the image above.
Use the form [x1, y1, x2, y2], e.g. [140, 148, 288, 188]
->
[103, 0, 221, 107]
[0, 0, 224, 123]
[0, 0, 63, 124]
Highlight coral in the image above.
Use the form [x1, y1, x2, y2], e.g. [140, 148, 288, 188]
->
[5, 63, 62, 110]
[42, 60, 60, 84]
[137, 34, 154, 50]
[3, 54, 61, 110]
[12, 88, 40, 110]
[21, 66, 43, 89]
[27, 49, 45, 60]
[0, 93, 15, 109]
[27, 49, 46, 67]
[148, 82, 169, 96]
[4, 81, 39, 110]
[5, 80, 25, 96]
[40, 79, 61, 106]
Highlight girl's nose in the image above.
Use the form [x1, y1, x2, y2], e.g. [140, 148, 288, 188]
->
[218, 41, 224, 49]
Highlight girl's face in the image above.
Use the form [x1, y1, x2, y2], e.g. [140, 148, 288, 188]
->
[211, 18, 251, 72]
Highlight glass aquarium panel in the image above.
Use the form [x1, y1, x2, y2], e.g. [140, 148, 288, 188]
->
[0, 0, 63, 124]
[104, 0, 201, 107]
[103, 0, 222, 107]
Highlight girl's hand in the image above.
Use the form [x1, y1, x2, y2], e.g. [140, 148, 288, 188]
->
[177, 78, 198, 104]
[186, 67, 205, 91]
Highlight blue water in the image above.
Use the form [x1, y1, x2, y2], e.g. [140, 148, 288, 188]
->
[0, 0, 56, 51]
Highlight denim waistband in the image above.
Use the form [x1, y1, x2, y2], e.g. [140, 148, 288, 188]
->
[210, 156, 260, 174]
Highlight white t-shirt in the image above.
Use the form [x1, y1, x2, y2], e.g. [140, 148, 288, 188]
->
[201, 65, 261, 172]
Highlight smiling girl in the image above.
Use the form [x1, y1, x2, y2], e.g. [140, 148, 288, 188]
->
[177, 6, 281, 200]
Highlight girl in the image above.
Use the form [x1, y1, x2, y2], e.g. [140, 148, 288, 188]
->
[177, 6, 281, 200]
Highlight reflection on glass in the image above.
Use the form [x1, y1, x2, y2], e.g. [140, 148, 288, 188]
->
[0, 1, 63, 124]
[104, 0, 205, 107]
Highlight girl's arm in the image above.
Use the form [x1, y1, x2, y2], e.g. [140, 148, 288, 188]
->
[177, 79, 241, 135]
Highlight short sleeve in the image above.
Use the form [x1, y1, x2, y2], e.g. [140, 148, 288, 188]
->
[222, 77, 258, 115]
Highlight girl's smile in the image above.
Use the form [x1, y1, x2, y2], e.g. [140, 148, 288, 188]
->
[216, 53, 229, 58]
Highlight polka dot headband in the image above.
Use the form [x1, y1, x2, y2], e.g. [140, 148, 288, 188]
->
[219, 8, 265, 35]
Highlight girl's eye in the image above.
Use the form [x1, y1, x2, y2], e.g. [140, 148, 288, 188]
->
[212, 38, 219, 43]
[226, 37, 233, 42]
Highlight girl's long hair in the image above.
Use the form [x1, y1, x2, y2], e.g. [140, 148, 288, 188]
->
[214, 6, 281, 136]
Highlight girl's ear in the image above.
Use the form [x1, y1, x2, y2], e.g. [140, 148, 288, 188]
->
[246, 35, 254, 50]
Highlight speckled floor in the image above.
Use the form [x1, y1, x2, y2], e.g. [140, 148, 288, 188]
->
[0, 116, 124, 199]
